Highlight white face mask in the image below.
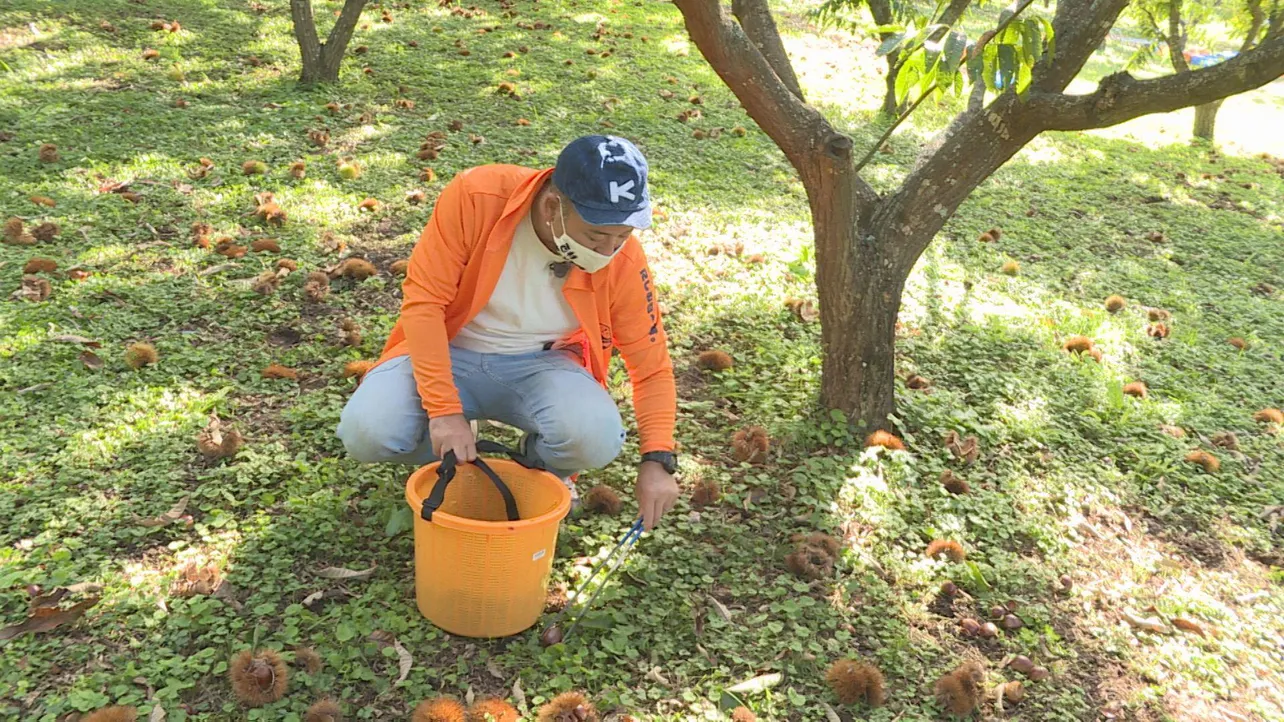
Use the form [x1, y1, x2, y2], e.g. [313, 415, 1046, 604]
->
[548, 199, 622, 274]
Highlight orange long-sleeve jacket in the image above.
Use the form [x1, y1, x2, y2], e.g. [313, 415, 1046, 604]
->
[374, 164, 676, 454]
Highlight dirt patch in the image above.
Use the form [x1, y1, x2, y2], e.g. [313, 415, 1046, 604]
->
[266, 325, 302, 347]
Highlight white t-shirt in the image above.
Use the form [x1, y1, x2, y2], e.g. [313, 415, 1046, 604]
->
[452, 212, 580, 354]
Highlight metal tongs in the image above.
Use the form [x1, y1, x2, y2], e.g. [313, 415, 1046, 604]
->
[540, 518, 644, 645]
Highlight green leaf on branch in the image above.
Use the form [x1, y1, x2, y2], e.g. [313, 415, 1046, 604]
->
[877, 32, 906, 57]
[997, 43, 1017, 90]
[1023, 17, 1043, 63]
[895, 51, 924, 104]
[942, 30, 968, 76]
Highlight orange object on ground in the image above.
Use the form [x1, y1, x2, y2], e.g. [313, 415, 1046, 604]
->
[405, 446, 572, 638]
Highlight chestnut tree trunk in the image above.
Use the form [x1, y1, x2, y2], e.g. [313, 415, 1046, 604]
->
[291, 0, 368, 85]
[672, 0, 1284, 428]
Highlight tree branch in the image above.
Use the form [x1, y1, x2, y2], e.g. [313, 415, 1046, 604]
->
[1033, 0, 1132, 92]
[1243, 0, 1266, 51]
[731, 0, 805, 101]
[936, 0, 973, 28]
[672, 0, 870, 194]
[1166, 0, 1191, 72]
[1029, 35, 1284, 131]
[320, 0, 367, 66]
[1265, 0, 1282, 39]
[290, 0, 322, 63]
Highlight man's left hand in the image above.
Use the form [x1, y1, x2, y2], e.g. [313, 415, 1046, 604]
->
[636, 461, 679, 531]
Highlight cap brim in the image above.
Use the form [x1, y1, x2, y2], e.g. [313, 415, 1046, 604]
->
[573, 201, 652, 229]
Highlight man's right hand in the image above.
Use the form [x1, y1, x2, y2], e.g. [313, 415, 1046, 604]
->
[429, 414, 476, 462]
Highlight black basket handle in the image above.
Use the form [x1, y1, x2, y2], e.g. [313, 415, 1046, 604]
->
[420, 440, 542, 523]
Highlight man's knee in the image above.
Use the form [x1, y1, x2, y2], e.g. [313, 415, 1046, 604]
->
[336, 399, 424, 463]
[539, 401, 625, 471]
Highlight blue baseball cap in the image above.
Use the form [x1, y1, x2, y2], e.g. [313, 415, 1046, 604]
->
[551, 135, 651, 229]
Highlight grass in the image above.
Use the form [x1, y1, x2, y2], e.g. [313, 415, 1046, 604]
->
[1, 0, 1282, 721]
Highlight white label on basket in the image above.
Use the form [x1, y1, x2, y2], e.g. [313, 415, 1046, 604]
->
[531, 549, 546, 562]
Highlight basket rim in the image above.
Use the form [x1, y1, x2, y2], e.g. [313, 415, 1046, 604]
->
[404, 458, 572, 533]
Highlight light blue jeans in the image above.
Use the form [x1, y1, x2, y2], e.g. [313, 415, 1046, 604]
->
[335, 346, 625, 481]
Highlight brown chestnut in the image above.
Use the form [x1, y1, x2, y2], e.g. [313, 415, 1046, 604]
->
[539, 624, 564, 647]
[1009, 655, 1035, 675]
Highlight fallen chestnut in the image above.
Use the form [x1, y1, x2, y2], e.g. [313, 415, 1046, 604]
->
[1028, 666, 1050, 681]
[979, 622, 999, 638]
[1001, 614, 1024, 631]
[941, 581, 959, 597]
[990, 604, 1007, 619]
[1009, 655, 1035, 675]
[960, 618, 981, 635]
[540, 624, 564, 647]
[1059, 574, 1073, 592]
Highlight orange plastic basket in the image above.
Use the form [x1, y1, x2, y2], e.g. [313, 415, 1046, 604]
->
[404, 443, 571, 638]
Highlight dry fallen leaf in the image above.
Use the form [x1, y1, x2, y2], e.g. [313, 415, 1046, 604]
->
[512, 679, 527, 714]
[315, 564, 377, 580]
[707, 594, 732, 622]
[79, 350, 104, 370]
[137, 496, 190, 527]
[1122, 609, 1167, 634]
[0, 597, 99, 641]
[51, 334, 101, 347]
[393, 638, 413, 684]
[821, 702, 842, 722]
[150, 705, 166, 722]
[486, 657, 504, 679]
[1171, 617, 1206, 637]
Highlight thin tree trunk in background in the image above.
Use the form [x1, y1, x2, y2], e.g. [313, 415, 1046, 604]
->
[1193, 99, 1222, 139]
[866, 0, 901, 116]
[291, 0, 368, 85]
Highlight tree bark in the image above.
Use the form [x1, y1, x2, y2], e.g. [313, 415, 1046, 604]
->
[1030, 36, 1284, 130]
[731, 0, 804, 101]
[1193, 100, 1221, 139]
[291, 0, 368, 85]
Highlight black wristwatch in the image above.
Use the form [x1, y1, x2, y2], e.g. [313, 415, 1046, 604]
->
[640, 451, 678, 474]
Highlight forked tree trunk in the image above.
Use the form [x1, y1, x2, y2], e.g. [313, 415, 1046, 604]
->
[673, 0, 1284, 429]
[291, 0, 368, 85]
[1193, 99, 1222, 140]
[803, 144, 903, 424]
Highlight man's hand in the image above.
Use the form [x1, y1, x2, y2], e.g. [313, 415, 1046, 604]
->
[429, 414, 476, 462]
[636, 461, 679, 531]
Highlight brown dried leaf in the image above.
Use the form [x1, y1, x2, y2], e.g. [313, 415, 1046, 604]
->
[1171, 617, 1206, 637]
[315, 564, 377, 580]
[486, 657, 504, 680]
[1122, 609, 1166, 633]
[393, 638, 413, 684]
[137, 496, 190, 527]
[0, 597, 99, 641]
[51, 334, 101, 347]
[79, 350, 104, 370]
